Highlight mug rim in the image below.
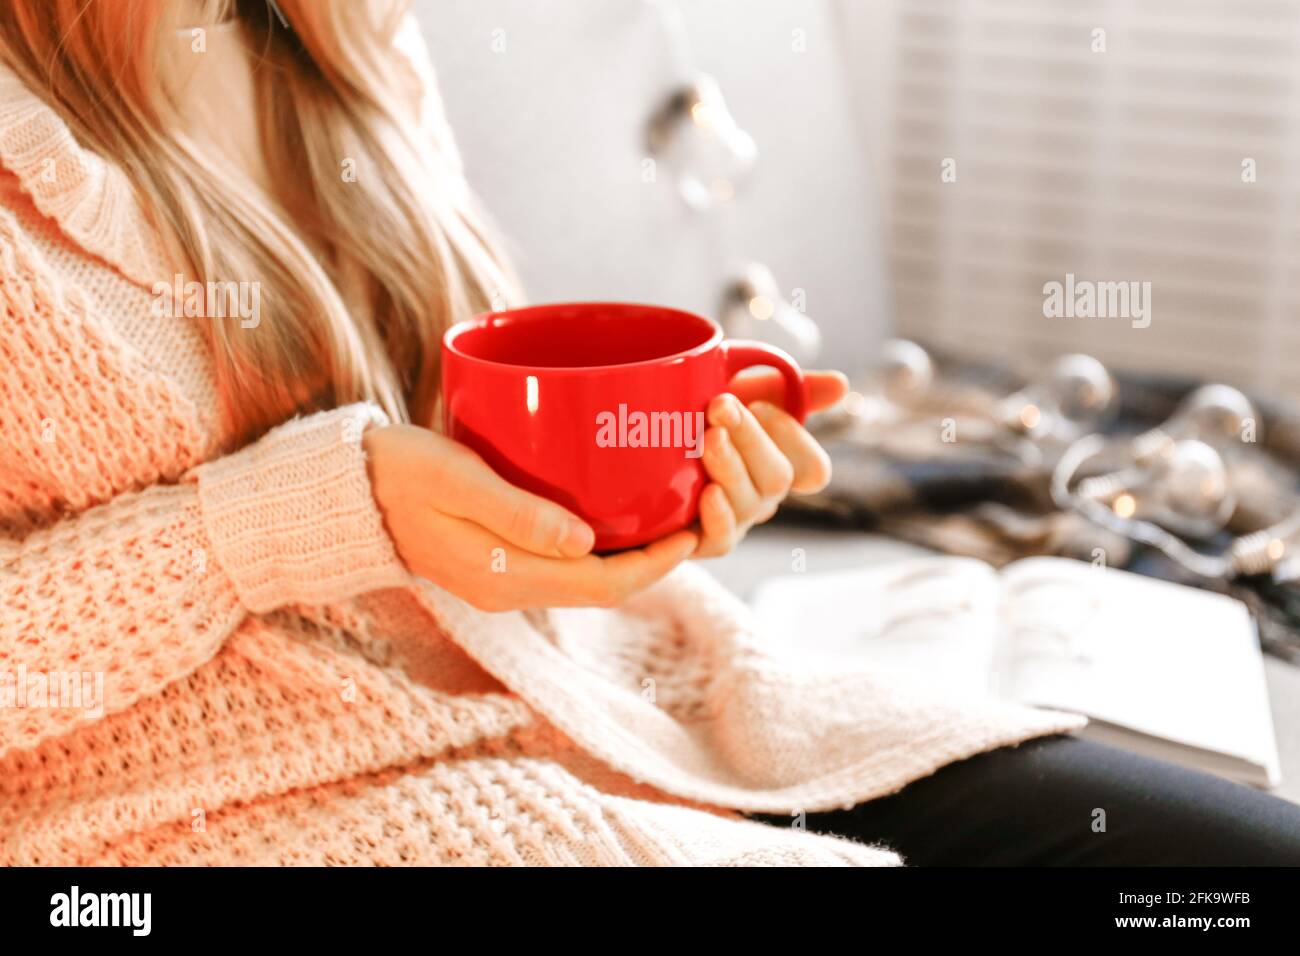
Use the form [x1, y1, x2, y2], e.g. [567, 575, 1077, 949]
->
[442, 301, 724, 374]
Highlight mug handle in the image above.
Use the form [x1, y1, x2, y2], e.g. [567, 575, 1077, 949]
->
[720, 340, 808, 424]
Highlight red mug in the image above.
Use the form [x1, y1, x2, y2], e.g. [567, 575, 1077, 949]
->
[441, 302, 807, 551]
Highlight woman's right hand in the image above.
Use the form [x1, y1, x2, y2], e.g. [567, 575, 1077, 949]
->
[363, 424, 698, 612]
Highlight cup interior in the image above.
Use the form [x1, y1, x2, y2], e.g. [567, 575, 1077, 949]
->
[445, 303, 719, 369]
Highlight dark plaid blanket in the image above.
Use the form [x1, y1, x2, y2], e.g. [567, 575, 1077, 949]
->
[777, 353, 1300, 662]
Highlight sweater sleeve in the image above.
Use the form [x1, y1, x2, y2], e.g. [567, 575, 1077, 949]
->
[0, 403, 412, 756]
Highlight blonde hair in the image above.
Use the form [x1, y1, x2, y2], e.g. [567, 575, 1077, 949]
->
[0, 0, 515, 444]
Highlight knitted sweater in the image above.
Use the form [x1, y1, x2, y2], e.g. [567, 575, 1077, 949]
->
[0, 22, 1084, 867]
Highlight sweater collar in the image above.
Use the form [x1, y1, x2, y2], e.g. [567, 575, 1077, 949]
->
[0, 60, 175, 290]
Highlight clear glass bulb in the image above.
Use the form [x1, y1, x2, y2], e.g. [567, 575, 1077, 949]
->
[878, 339, 934, 406]
[646, 74, 757, 212]
[999, 354, 1116, 441]
[719, 262, 821, 365]
[1135, 384, 1259, 463]
[1078, 439, 1233, 539]
[1232, 509, 1300, 576]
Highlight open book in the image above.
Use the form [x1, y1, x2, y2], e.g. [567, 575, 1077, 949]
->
[751, 555, 1281, 788]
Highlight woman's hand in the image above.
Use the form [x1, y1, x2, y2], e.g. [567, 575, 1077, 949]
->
[364, 425, 697, 611]
[693, 369, 848, 558]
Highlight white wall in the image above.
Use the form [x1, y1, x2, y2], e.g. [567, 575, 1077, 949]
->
[413, 0, 888, 371]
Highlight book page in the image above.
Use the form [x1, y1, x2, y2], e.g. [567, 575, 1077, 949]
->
[750, 557, 1002, 695]
[996, 557, 1279, 781]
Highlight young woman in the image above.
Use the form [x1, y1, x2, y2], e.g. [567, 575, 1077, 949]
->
[0, 0, 1296, 866]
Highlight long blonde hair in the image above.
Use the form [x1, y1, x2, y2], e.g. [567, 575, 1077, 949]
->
[0, 0, 515, 444]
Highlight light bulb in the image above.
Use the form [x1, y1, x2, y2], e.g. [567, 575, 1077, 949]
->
[998, 354, 1116, 441]
[814, 339, 935, 432]
[1230, 508, 1300, 576]
[878, 339, 934, 406]
[1133, 384, 1259, 464]
[1076, 439, 1233, 539]
[719, 262, 821, 365]
[646, 74, 757, 212]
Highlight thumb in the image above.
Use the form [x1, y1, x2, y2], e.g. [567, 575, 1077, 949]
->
[439, 445, 596, 558]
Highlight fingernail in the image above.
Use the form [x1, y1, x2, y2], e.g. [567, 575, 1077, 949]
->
[560, 519, 595, 555]
[726, 395, 744, 427]
[714, 394, 741, 428]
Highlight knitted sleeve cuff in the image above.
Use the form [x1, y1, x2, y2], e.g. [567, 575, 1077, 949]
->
[192, 403, 412, 614]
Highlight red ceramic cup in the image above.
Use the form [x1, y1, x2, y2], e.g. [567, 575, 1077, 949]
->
[441, 302, 807, 551]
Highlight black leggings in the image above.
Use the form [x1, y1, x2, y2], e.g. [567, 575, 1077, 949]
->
[753, 735, 1300, 865]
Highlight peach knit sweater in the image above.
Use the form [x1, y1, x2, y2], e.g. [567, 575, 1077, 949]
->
[0, 20, 1084, 867]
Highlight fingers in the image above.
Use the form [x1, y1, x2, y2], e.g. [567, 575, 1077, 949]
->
[433, 440, 595, 558]
[588, 529, 701, 605]
[707, 394, 793, 500]
[748, 401, 833, 494]
[694, 483, 738, 558]
[727, 369, 849, 414]
[691, 391, 833, 561]
[702, 424, 763, 520]
[430, 513, 699, 611]
[528, 530, 700, 609]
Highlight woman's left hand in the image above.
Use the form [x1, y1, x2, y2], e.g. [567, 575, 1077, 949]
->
[693, 369, 848, 558]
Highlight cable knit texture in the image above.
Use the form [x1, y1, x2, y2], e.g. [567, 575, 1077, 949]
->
[194, 404, 410, 613]
[0, 20, 1085, 867]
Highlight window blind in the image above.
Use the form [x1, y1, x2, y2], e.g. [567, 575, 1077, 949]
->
[852, 0, 1300, 397]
